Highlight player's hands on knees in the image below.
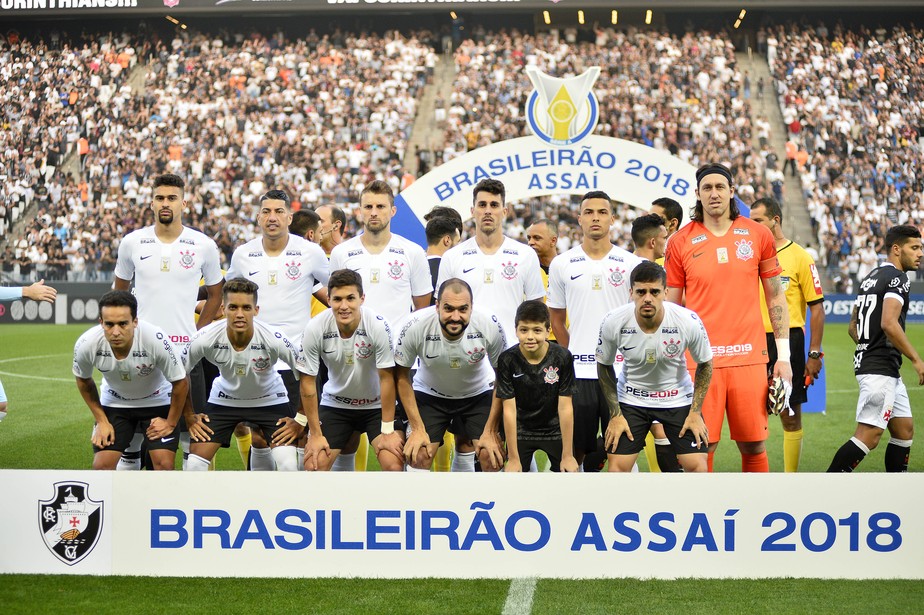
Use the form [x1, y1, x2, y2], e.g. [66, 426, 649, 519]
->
[92, 422, 115, 448]
[504, 457, 522, 472]
[476, 431, 505, 471]
[604, 415, 632, 452]
[559, 455, 579, 473]
[375, 431, 405, 461]
[145, 417, 175, 440]
[773, 359, 793, 385]
[403, 429, 431, 464]
[679, 412, 709, 449]
[272, 417, 304, 446]
[304, 434, 330, 471]
[186, 414, 213, 442]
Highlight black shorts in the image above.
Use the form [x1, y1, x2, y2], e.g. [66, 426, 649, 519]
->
[516, 438, 565, 472]
[318, 406, 384, 450]
[188, 360, 208, 413]
[415, 390, 492, 443]
[607, 402, 707, 456]
[93, 404, 179, 453]
[279, 369, 301, 412]
[571, 379, 608, 455]
[766, 328, 808, 406]
[203, 402, 294, 447]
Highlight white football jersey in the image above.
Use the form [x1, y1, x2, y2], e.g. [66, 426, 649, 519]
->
[184, 319, 305, 408]
[227, 234, 329, 342]
[299, 307, 395, 410]
[114, 226, 223, 348]
[596, 302, 712, 409]
[394, 306, 506, 399]
[73, 320, 186, 408]
[437, 236, 544, 347]
[548, 245, 644, 379]
[329, 233, 432, 327]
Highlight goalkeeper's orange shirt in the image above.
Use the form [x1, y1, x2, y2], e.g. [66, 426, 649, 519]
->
[664, 216, 781, 369]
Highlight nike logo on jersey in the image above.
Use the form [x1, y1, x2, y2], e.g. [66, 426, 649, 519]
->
[161, 437, 175, 443]
[692, 252, 704, 258]
[463, 267, 476, 273]
[249, 271, 260, 276]
[570, 274, 584, 280]
[513, 373, 525, 378]
[425, 353, 439, 359]
[323, 349, 335, 354]
[621, 346, 637, 352]
[140, 255, 152, 260]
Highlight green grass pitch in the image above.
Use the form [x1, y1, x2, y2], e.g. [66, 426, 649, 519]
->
[2, 323, 924, 612]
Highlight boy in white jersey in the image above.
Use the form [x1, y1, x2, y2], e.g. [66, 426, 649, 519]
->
[298, 269, 404, 471]
[183, 278, 307, 472]
[548, 190, 644, 466]
[228, 189, 330, 469]
[330, 180, 432, 326]
[113, 173, 223, 469]
[73, 291, 189, 470]
[395, 278, 507, 471]
[596, 262, 713, 472]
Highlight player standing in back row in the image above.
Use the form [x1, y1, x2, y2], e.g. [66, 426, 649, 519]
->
[114, 173, 223, 470]
[664, 163, 792, 472]
[829, 225, 924, 472]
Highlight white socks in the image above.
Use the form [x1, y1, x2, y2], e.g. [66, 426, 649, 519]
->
[250, 446, 275, 471]
[451, 450, 475, 472]
[331, 453, 355, 472]
[186, 454, 211, 472]
[271, 446, 298, 471]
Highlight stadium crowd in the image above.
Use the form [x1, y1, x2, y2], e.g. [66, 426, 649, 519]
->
[1, 31, 143, 281]
[442, 27, 772, 246]
[3, 22, 924, 287]
[767, 23, 924, 291]
[3, 28, 437, 280]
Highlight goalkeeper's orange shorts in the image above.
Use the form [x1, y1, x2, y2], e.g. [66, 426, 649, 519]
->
[689, 364, 769, 443]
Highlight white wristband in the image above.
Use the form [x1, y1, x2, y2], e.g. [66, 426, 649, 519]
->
[293, 413, 308, 427]
[776, 338, 791, 363]
[381, 420, 395, 435]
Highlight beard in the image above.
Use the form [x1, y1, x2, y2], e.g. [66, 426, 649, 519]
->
[439, 318, 469, 338]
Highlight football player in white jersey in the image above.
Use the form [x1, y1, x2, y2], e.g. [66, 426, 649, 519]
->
[113, 173, 223, 470]
[330, 180, 432, 326]
[228, 190, 330, 470]
[437, 178, 545, 345]
[73, 291, 189, 470]
[299, 269, 404, 471]
[183, 278, 307, 472]
[548, 191, 644, 467]
[436, 179, 544, 470]
[395, 278, 507, 471]
[329, 180, 432, 471]
[596, 262, 712, 472]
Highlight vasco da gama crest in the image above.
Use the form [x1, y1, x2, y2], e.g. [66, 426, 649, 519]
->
[39, 482, 103, 566]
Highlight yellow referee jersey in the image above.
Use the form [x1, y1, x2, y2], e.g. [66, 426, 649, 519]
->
[760, 241, 824, 332]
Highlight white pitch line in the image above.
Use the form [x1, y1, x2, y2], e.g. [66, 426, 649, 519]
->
[502, 577, 537, 615]
[0, 370, 73, 383]
[0, 354, 73, 383]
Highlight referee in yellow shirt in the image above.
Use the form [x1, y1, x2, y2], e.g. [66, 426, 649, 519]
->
[750, 198, 825, 472]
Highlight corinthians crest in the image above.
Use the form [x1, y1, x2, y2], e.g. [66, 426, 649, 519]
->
[662, 338, 682, 358]
[39, 482, 103, 566]
[525, 66, 601, 146]
[179, 250, 196, 269]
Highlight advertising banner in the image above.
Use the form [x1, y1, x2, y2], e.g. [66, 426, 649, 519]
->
[2, 470, 923, 580]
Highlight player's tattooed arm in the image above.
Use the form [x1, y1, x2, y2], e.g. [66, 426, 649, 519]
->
[762, 275, 790, 340]
[597, 362, 621, 418]
[598, 362, 633, 451]
[848, 305, 860, 344]
[691, 360, 713, 415]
